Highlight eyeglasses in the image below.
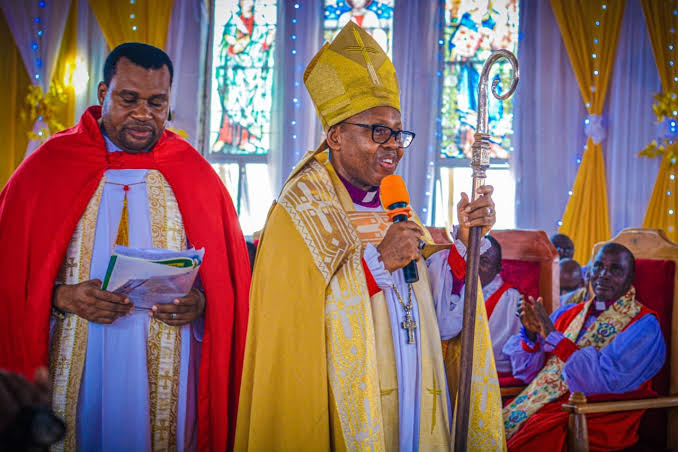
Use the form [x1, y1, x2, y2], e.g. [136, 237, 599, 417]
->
[341, 122, 416, 148]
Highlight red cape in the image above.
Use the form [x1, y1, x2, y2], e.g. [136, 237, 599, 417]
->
[0, 106, 251, 452]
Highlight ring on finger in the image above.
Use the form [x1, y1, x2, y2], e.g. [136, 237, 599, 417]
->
[172, 312, 177, 320]
[487, 207, 494, 216]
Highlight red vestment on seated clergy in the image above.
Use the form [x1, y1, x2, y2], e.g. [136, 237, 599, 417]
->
[507, 301, 657, 452]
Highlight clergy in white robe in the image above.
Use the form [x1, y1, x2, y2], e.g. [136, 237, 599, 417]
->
[0, 43, 250, 452]
[435, 232, 522, 374]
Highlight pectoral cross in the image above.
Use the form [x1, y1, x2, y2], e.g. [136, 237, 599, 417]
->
[401, 313, 417, 344]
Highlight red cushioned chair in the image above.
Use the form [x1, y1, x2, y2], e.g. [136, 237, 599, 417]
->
[424, 228, 560, 312]
[490, 230, 560, 397]
[426, 228, 560, 398]
[562, 228, 678, 452]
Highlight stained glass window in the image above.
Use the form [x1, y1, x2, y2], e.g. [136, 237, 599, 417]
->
[440, 0, 519, 159]
[208, 0, 278, 236]
[210, 0, 278, 156]
[323, 0, 394, 55]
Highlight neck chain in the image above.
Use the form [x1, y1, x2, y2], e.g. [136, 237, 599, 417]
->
[392, 283, 417, 344]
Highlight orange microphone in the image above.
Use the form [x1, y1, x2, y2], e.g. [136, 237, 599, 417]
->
[380, 175, 419, 283]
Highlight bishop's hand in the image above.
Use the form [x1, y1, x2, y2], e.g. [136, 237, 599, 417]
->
[518, 296, 555, 341]
[150, 288, 205, 327]
[52, 279, 133, 324]
[457, 185, 496, 247]
[376, 221, 424, 273]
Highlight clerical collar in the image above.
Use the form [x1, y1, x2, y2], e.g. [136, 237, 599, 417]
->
[593, 298, 616, 313]
[335, 170, 381, 208]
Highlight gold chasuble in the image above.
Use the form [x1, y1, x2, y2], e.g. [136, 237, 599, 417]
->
[235, 149, 505, 451]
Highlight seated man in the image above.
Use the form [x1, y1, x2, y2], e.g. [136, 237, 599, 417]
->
[559, 258, 585, 306]
[502, 243, 666, 451]
[449, 234, 522, 374]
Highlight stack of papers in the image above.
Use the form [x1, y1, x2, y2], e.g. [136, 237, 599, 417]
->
[102, 246, 205, 310]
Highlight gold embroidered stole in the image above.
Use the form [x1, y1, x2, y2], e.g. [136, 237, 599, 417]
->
[50, 170, 185, 451]
[277, 146, 505, 450]
[348, 211, 451, 450]
[50, 178, 104, 452]
[503, 290, 642, 439]
[324, 153, 505, 451]
[278, 157, 385, 450]
[145, 171, 185, 451]
[345, 207, 508, 451]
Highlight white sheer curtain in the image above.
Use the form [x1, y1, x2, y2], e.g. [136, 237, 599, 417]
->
[269, 0, 324, 194]
[514, 0, 662, 242]
[166, 0, 209, 147]
[1, 0, 72, 155]
[74, 0, 107, 120]
[1, 0, 71, 91]
[605, 0, 661, 236]
[392, 0, 444, 224]
[513, 0, 587, 235]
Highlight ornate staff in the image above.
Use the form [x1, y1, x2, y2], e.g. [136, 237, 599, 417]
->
[453, 49, 519, 451]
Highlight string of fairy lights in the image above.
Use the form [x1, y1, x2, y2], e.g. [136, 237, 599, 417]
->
[130, 0, 138, 32]
[25, 1, 673, 230]
[428, 0, 446, 220]
[667, 8, 677, 231]
[32, 0, 47, 138]
[557, 2, 607, 229]
[290, 2, 302, 163]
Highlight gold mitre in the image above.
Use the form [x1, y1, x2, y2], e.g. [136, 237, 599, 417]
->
[304, 21, 400, 130]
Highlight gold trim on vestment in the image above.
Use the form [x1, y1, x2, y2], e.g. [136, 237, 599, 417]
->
[349, 211, 452, 449]
[50, 177, 105, 452]
[503, 290, 642, 439]
[278, 159, 386, 450]
[277, 147, 505, 451]
[146, 170, 184, 452]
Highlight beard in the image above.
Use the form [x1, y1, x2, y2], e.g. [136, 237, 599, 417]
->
[113, 123, 161, 153]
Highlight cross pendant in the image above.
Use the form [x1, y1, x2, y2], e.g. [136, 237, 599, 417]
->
[401, 312, 417, 344]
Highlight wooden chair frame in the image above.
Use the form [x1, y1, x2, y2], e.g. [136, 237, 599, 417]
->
[562, 228, 678, 451]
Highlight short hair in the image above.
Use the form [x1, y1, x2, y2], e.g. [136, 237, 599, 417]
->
[559, 258, 582, 276]
[485, 234, 502, 262]
[103, 42, 174, 87]
[550, 233, 574, 248]
[598, 242, 636, 281]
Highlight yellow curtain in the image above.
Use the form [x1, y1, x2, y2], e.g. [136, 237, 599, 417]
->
[641, 0, 678, 243]
[52, 0, 78, 129]
[550, 0, 626, 264]
[0, 10, 32, 189]
[88, 0, 174, 50]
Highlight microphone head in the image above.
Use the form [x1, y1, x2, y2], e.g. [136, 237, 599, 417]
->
[380, 174, 410, 209]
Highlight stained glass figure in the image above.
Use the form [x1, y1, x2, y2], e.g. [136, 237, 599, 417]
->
[441, 0, 519, 159]
[324, 0, 394, 55]
[211, 0, 277, 155]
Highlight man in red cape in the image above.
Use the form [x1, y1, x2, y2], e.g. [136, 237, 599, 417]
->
[0, 43, 250, 451]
